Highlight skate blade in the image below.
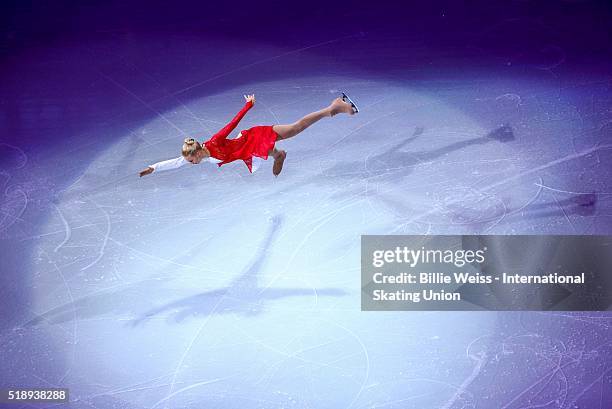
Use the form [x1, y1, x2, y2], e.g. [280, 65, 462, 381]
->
[341, 92, 359, 113]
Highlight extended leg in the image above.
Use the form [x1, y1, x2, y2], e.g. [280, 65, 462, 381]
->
[273, 97, 353, 141]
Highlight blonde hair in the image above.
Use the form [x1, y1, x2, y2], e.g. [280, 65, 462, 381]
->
[182, 137, 202, 157]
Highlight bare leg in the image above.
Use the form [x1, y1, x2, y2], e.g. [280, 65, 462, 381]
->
[272, 97, 353, 141]
[267, 147, 286, 176]
[269, 97, 353, 176]
[267, 147, 281, 159]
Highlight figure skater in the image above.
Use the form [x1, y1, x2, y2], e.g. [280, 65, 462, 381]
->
[138, 93, 358, 177]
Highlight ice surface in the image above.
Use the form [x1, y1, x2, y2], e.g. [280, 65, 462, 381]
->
[1, 34, 611, 408]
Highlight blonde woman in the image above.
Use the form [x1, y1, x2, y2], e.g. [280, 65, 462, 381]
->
[139, 93, 358, 177]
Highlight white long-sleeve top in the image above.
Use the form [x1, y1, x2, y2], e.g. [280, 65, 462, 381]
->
[148, 155, 264, 173]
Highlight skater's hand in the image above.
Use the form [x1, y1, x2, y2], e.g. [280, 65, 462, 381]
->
[244, 94, 255, 104]
[139, 167, 154, 177]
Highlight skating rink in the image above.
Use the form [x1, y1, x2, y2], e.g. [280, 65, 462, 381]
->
[1, 33, 611, 408]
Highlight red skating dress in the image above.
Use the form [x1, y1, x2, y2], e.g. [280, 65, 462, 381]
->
[203, 101, 278, 173]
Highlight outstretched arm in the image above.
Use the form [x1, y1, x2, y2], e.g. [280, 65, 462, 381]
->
[209, 94, 255, 142]
[139, 156, 189, 177]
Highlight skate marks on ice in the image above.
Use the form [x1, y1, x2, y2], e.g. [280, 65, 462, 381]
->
[444, 312, 612, 409]
[322, 124, 514, 180]
[23, 216, 346, 328]
[131, 215, 346, 326]
[444, 191, 598, 231]
[280, 123, 520, 232]
[289, 114, 609, 234]
[0, 143, 29, 235]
